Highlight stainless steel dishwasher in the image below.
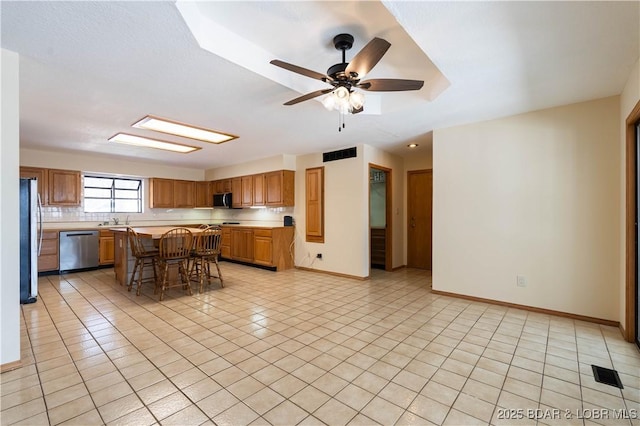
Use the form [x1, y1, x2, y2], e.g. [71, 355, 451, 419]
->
[59, 230, 99, 273]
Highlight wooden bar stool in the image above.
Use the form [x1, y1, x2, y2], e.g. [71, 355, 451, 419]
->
[126, 227, 159, 296]
[189, 226, 224, 293]
[157, 227, 193, 301]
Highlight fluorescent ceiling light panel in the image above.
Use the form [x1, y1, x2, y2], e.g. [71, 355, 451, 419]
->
[132, 115, 238, 144]
[108, 133, 200, 153]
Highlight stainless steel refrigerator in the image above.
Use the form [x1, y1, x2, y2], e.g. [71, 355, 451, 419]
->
[20, 178, 42, 304]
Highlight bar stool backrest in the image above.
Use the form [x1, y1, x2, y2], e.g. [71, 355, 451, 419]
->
[159, 228, 193, 260]
[194, 227, 222, 257]
[127, 227, 148, 257]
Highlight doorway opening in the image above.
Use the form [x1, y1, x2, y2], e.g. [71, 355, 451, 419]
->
[625, 100, 640, 348]
[369, 164, 392, 271]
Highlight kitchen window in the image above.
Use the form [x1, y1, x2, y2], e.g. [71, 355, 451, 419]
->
[84, 176, 142, 213]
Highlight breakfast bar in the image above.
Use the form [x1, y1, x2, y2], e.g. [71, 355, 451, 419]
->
[111, 224, 295, 287]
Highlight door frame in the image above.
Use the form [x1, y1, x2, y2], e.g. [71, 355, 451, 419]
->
[625, 100, 640, 343]
[369, 163, 393, 272]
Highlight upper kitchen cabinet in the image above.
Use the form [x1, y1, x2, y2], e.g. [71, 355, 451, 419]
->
[20, 166, 82, 206]
[149, 178, 198, 208]
[212, 179, 232, 194]
[195, 181, 212, 208]
[231, 177, 242, 208]
[48, 169, 81, 206]
[174, 180, 195, 208]
[19, 166, 48, 205]
[253, 174, 265, 206]
[266, 170, 295, 207]
[241, 175, 253, 207]
[149, 178, 174, 208]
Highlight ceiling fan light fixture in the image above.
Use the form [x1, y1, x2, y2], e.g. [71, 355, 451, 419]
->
[323, 88, 364, 114]
[349, 91, 365, 110]
[334, 86, 349, 100]
[322, 94, 336, 111]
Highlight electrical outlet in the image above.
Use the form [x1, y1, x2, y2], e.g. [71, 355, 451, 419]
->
[316, 253, 323, 260]
[517, 275, 526, 287]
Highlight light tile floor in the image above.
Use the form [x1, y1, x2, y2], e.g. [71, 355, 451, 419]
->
[1, 265, 639, 425]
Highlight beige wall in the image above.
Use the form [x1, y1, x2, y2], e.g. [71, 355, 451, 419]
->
[205, 154, 296, 180]
[433, 96, 621, 321]
[294, 148, 368, 277]
[619, 57, 640, 327]
[21, 148, 204, 181]
[1, 49, 21, 365]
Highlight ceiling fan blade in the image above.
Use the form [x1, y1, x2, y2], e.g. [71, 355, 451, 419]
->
[344, 37, 391, 78]
[270, 60, 329, 82]
[357, 79, 424, 92]
[352, 106, 364, 114]
[283, 89, 333, 106]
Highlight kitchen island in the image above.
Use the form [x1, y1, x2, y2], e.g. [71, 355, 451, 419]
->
[111, 224, 295, 286]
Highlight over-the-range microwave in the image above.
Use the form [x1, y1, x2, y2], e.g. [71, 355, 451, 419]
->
[213, 192, 232, 208]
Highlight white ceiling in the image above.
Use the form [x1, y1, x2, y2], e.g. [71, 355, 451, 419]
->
[2, 1, 638, 170]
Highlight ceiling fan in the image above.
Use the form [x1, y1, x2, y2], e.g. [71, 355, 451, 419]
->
[270, 33, 424, 114]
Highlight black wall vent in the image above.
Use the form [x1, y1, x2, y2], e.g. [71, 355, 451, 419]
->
[323, 147, 357, 163]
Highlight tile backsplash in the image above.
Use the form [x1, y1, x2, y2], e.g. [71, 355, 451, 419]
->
[41, 205, 294, 227]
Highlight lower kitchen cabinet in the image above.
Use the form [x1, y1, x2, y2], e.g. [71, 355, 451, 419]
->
[221, 227, 231, 259]
[99, 230, 115, 265]
[253, 229, 273, 266]
[221, 226, 294, 271]
[230, 228, 254, 263]
[39, 231, 59, 272]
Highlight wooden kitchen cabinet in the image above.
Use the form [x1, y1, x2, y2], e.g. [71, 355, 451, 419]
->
[20, 166, 81, 206]
[265, 170, 295, 207]
[241, 175, 253, 207]
[174, 180, 195, 208]
[149, 178, 197, 208]
[210, 170, 294, 208]
[221, 226, 294, 271]
[230, 228, 254, 263]
[48, 169, 81, 206]
[195, 181, 212, 208]
[20, 166, 48, 205]
[149, 178, 174, 208]
[253, 174, 265, 206]
[221, 227, 231, 258]
[306, 167, 324, 243]
[231, 178, 242, 208]
[213, 179, 232, 194]
[38, 230, 59, 272]
[99, 230, 115, 265]
[253, 229, 273, 266]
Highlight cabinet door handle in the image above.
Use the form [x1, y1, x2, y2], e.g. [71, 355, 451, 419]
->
[411, 218, 416, 228]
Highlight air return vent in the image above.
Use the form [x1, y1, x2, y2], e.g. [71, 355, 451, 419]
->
[591, 365, 624, 388]
[323, 147, 357, 163]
